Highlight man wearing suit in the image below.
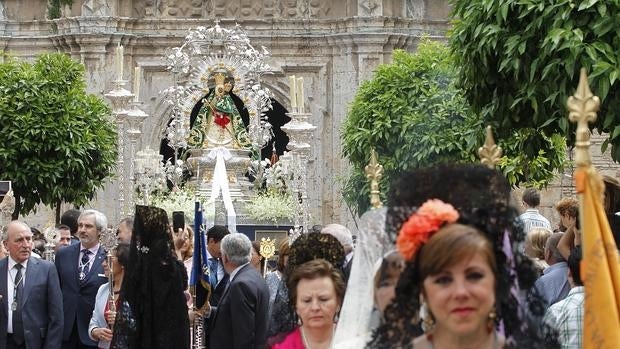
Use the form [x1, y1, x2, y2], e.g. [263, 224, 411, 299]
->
[55, 209, 108, 349]
[208, 233, 270, 349]
[205, 225, 229, 306]
[0, 220, 63, 349]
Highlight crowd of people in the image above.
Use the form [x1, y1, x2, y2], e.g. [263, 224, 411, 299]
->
[0, 163, 615, 348]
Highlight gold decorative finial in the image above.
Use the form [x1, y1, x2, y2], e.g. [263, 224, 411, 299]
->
[567, 68, 600, 168]
[478, 126, 503, 169]
[259, 237, 276, 276]
[365, 149, 384, 208]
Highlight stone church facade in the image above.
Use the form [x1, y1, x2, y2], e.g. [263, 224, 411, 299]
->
[1, 0, 618, 228]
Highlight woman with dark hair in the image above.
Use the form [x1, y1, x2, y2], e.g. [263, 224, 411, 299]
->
[373, 250, 405, 316]
[266, 239, 290, 311]
[272, 259, 346, 349]
[110, 205, 190, 349]
[251, 240, 266, 273]
[89, 243, 130, 349]
[368, 164, 560, 349]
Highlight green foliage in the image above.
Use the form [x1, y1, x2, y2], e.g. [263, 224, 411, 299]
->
[341, 41, 483, 215]
[0, 53, 117, 218]
[48, 0, 74, 20]
[450, 0, 619, 163]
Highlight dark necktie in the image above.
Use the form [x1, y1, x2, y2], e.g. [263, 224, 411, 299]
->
[12, 264, 24, 345]
[80, 249, 91, 281]
[208, 258, 219, 288]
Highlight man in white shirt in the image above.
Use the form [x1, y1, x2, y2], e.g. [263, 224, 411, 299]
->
[519, 188, 552, 233]
[0, 220, 63, 349]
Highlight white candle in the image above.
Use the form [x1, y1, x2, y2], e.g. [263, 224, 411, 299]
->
[296, 77, 304, 113]
[116, 45, 124, 80]
[289, 75, 297, 109]
[133, 66, 141, 102]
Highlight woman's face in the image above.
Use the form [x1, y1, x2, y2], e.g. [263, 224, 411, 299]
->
[560, 213, 576, 229]
[422, 252, 495, 338]
[296, 276, 340, 330]
[374, 256, 405, 314]
[102, 252, 123, 279]
[375, 273, 399, 314]
[251, 246, 262, 271]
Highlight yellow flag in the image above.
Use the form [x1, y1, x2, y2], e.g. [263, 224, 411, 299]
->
[575, 168, 620, 348]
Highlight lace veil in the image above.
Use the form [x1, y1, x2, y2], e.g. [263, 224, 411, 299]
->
[367, 164, 560, 349]
[110, 205, 190, 349]
[333, 207, 389, 348]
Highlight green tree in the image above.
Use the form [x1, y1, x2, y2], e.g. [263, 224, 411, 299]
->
[450, 0, 618, 167]
[0, 53, 117, 220]
[341, 41, 483, 215]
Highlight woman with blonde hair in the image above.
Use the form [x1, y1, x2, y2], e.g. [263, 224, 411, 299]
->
[524, 228, 552, 274]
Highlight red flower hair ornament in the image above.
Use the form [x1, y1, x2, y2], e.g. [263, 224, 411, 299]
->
[396, 199, 459, 261]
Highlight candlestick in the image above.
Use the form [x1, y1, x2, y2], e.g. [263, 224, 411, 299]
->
[116, 45, 124, 81]
[289, 75, 297, 109]
[133, 66, 141, 102]
[296, 77, 304, 113]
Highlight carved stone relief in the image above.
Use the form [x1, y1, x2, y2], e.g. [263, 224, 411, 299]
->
[133, 0, 334, 19]
[82, 0, 111, 16]
[406, 0, 425, 19]
[0, 0, 6, 20]
[359, 0, 381, 16]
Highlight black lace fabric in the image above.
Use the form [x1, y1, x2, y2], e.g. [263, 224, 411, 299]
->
[111, 205, 190, 349]
[367, 164, 560, 349]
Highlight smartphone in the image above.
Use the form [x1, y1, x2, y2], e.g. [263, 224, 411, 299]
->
[0, 181, 11, 196]
[172, 211, 185, 232]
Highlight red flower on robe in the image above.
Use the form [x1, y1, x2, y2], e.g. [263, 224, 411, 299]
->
[213, 110, 231, 128]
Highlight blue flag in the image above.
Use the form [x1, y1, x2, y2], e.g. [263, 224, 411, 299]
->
[190, 201, 210, 309]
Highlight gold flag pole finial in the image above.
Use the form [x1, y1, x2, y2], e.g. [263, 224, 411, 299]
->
[567, 68, 600, 168]
[365, 149, 384, 209]
[478, 126, 502, 169]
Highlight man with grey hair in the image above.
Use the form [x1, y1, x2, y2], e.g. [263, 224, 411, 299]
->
[531, 232, 570, 309]
[322, 223, 354, 281]
[0, 220, 64, 348]
[209, 233, 269, 349]
[55, 209, 108, 349]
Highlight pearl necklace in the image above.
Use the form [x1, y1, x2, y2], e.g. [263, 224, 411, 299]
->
[300, 326, 335, 349]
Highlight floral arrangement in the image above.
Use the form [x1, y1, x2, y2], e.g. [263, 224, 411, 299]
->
[151, 186, 197, 223]
[246, 191, 297, 224]
[396, 199, 459, 261]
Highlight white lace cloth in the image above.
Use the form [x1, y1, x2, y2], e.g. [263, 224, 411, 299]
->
[333, 208, 389, 348]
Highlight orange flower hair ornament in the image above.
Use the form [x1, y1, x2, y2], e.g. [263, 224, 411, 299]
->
[396, 199, 459, 261]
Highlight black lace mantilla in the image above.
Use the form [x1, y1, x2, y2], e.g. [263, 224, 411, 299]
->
[111, 205, 190, 349]
[367, 164, 560, 349]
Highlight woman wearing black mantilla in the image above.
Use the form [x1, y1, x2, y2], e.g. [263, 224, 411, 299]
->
[110, 205, 190, 349]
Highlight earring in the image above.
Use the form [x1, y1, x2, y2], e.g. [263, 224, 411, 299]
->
[488, 306, 497, 330]
[421, 302, 435, 332]
[297, 315, 303, 326]
[333, 311, 340, 323]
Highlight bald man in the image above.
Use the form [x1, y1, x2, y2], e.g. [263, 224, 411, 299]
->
[0, 221, 64, 349]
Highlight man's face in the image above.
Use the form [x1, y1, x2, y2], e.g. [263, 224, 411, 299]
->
[4, 222, 33, 263]
[207, 238, 222, 258]
[117, 222, 132, 243]
[58, 228, 72, 246]
[78, 215, 100, 248]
